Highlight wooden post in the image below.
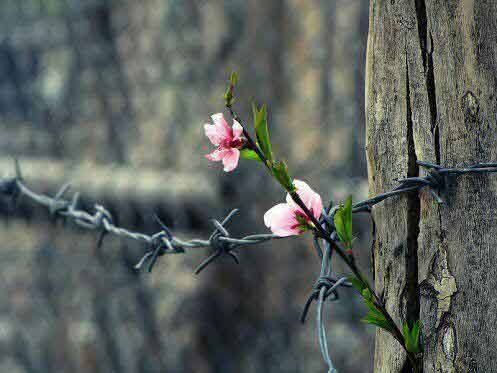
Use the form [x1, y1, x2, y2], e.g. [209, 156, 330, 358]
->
[366, 1, 497, 371]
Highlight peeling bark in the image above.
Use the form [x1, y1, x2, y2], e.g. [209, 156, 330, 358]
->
[366, 0, 497, 371]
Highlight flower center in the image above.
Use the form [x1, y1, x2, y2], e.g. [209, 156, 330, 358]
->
[227, 138, 245, 149]
[290, 209, 314, 232]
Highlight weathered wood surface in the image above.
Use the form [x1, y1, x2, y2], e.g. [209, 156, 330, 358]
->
[366, 0, 497, 371]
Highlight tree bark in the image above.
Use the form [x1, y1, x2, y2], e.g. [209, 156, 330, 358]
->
[366, 1, 497, 372]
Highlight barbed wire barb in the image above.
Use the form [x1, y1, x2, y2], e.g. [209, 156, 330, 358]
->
[194, 209, 242, 274]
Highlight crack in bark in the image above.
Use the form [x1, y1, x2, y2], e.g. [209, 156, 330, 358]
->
[414, 0, 428, 71]
[427, 32, 440, 164]
[405, 47, 421, 346]
[414, 0, 440, 164]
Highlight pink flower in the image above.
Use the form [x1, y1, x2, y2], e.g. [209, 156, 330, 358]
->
[204, 113, 246, 172]
[264, 180, 323, 237]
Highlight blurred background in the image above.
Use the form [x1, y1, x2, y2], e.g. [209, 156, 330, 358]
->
[0, 0, 373, 372]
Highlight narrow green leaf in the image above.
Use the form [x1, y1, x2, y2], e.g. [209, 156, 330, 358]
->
[224, 87, 235, 106]
[334, 195, 353, 249]
[361, 288, 372, 301]
[224, 72, 238, 106]
[239, 149, 261, 162]
[230, 71, 238, 85]
[403, 322, 410, 342]
[350, 276, 399, 339]
[364, 299, 384, 322]
[364, 312, 396, 334]
[363, 311, 386, 325]
[343, 195, 353, 242]
[362, 311, 394, 334]
[359, 288, 384, 320]
[412, 320, 420, 346]
[348, 276, 365, 293]
[334, 211, 345, 243]
[272, 160, 295, 192]
[403, 320, 421, 354]
[252, 104, 273, 162]
[351, 275, 400, 340]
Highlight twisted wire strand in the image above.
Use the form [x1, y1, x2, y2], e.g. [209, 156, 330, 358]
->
[0, 160, 279, 273]
[313, 240, 350, 373]
[351, 160, 497, 212]
[317, 242, 336, 373]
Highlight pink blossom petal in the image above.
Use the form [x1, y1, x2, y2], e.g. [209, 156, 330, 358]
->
[211, 113, 232, 138]
[221, 148, 240, 172]
[204, 124, 225, 146]
[232, 119, 244, 140]
[311, 198, 323, 219]
[286, 179, 323, 219]
[205, 148, 228, 162]
[264, 203, 301, 237]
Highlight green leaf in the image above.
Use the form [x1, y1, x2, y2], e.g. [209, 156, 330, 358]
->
[362, 291, 382, 317]
[361, 302, 397, 335]
[224, 88, 234, 106]
[362, 306, 397, 335]
[334, 195, 353, 249]
[412, 320, 420, 346]
[361, 287, 371, 300]
[239, 149, 261, 162]
[343, 195, 353, 241]
[403, 320, 421, 354]
[348, 276, 365, 293]
[272, 160, 295, 193]
[230, 71, 238, 86]
[224, 72, 238, 106]
[352, 280, 397, 337]
[403, 322, 410, 340]
[252, 104, 273, 162]
[362, 310, 392, 332]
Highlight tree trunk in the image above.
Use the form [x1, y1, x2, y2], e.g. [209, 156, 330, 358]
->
[365, 1, 497, 372]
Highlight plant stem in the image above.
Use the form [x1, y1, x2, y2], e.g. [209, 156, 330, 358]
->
[227, 105, 272, 172]
[227, 104, 419, 371]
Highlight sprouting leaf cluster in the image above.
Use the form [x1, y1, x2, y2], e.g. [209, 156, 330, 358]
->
[403, 320, 421, 354]
[349, 277, 397, 337]
[350, 275, 422, 355]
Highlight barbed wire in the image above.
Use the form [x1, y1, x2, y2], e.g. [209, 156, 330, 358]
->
[3, 159, 497, 372]
[0, 160, 280, 273]
[352, 161, 497, 213]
